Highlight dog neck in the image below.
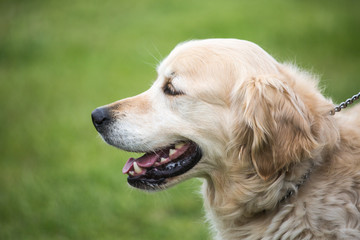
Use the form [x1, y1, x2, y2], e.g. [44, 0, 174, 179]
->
[201, 159, 315, 239]
[279, 162, 314, 203]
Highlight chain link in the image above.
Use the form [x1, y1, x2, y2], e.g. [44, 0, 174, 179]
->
[330, 92, 360, 115]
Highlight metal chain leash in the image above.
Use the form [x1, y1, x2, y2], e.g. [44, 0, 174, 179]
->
[330, 92, 360, 115]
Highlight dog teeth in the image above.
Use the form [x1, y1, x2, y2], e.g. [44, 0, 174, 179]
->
[169, 149, 176, 157]
[133, 162, 143, 174]
[175, 143, 185, 149]
[160, 157, 168, 163]
[129, 171, 134, 176]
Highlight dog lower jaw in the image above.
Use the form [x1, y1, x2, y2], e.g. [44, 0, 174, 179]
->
[126, 169, 195, 192]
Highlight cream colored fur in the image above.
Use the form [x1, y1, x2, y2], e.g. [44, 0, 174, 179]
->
[103, 39, 360, 239]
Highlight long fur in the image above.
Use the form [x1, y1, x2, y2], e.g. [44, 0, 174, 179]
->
[98, 39, 360, 239]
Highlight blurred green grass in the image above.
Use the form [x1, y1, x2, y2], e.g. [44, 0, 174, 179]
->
[0, 0, 359, 239]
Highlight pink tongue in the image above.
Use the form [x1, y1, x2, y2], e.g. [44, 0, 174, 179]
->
[122, 158, 135, 174]
[136, 153, 159, 167]
[122, 153, 160, 174]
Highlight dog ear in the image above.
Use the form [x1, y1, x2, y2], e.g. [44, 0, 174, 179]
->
[232, 76, 318, 180]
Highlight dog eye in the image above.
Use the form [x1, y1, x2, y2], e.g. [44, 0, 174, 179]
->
[163, 83, 183, 96]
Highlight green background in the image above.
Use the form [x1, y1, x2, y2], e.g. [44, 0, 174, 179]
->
[1, 0, 359, 239]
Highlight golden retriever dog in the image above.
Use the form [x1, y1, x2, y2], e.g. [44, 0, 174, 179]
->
[91, 39, 360, 239]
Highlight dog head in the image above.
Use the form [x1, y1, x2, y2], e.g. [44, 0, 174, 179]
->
[92, 39, 333, 191]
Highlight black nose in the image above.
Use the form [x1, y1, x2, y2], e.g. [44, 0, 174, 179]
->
[91, 107, 111, 128]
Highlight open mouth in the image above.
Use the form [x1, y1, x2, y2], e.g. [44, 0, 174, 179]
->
[122, 141, 202, 190]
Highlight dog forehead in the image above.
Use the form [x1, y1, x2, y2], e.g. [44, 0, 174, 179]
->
[157, 40, 233, 82]
[158, 39, 279, 76]
[157, 47, 204, 77]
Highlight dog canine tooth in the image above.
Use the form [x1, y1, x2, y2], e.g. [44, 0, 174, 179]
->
[129, 171, 135, 176]
[160, 157, 168, 163]
[133, 162, 143, 174]
[175, 143, 185, 149]
[169, 149, 176, 157]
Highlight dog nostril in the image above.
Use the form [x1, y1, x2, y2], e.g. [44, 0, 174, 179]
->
[91, 107, 111, 127]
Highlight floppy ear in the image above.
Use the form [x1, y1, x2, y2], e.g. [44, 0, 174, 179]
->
[233, 76, 318, 180]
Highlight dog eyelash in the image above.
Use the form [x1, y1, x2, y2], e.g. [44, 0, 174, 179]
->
[163, 83, 183, 96]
